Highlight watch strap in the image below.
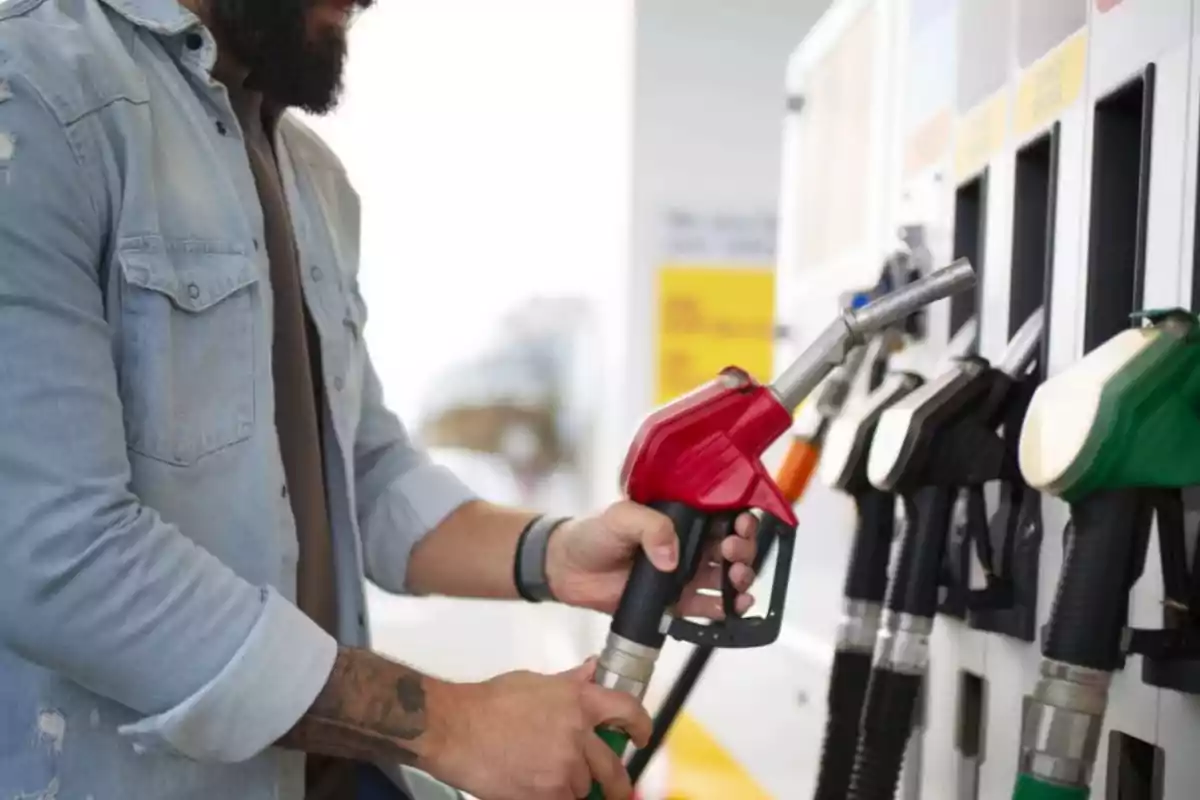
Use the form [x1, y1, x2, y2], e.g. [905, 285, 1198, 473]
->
[514, 515, 569, 602]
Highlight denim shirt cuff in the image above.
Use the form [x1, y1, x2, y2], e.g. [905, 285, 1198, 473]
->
[363, 462, 478, 595]
[117, 587, 337, 762]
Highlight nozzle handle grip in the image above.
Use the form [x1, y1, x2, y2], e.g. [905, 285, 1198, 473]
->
[587, 728, 630, 800]
[609, 502, 710, 649]
[844, 489, 897, 602]
[610, 505, 796, 651]
[1043, 489, 1149, 671]
[886, 486, 955, 617]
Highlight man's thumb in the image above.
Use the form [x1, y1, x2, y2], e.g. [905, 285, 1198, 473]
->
[562, 657, 599, 682]
[606, 502, 679, 571]
[642, 516, 679, 572]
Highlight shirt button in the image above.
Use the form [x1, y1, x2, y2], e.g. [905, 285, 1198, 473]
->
[215, 120, 228, 136]
[311, 266, 324, 282]
[185, 32, 203, 51]
[187, 283, 200, 300]
[253, 238, 261, 251]
[334, 376, 345, 391]
[281, 484, 288, 498]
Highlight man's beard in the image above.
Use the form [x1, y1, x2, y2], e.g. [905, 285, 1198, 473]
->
[207, 0, 373, 114]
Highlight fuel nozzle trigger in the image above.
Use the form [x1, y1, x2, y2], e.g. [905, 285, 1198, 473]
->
[651, 501, 797, 650]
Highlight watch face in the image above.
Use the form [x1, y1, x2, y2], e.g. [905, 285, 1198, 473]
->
[867, 364, 970, 489]
[819, 373, 917, 490]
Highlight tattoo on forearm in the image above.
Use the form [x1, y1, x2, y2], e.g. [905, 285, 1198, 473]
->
[279, 648, 429, 764]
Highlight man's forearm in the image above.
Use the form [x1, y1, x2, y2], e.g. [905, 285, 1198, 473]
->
[278, 647, 443, 765]
[406, 500, 538, 598]
[285, 503, 540, 764]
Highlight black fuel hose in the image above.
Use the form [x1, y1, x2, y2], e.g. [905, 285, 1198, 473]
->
[812, 488, 896, 800]
[847, 485, 954, 800]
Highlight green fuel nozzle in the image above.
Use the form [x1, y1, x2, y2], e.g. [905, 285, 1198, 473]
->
[1020, 309, 1200, 501]
[1012, 309, 1200, 800]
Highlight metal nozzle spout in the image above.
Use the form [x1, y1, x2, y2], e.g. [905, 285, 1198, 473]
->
[847, 257, 976, 337]
[771, 258, 976, 412]
[815, 343, 868, 418]
[997, 306, 1045, 378]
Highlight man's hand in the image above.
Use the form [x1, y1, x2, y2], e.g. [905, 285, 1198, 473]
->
[423, 659, 650, 800]
[544, 501, 759, 617]
[281, 650, 649, 799]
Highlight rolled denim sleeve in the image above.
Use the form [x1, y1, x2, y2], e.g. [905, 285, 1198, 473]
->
[354, 347, 478, 594]
[0, 73, 335, 761]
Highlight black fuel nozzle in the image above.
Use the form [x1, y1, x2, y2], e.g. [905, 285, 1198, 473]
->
[843, 308, 1045, 800]
[802, 249, 958, 799]
[808, 368, 923, 800]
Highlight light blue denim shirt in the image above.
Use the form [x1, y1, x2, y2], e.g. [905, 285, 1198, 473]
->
[0, 0, 479, 797]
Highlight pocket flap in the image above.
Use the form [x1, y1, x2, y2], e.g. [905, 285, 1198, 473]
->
[118, 237, 259, 313]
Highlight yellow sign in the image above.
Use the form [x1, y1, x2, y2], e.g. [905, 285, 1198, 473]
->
[664, 712, 773, 799]
[1015, 30, 1088, 140]
[654, 265, 775, 405]
[954, 89, 1010, 182]
[904, 107, 953, 179]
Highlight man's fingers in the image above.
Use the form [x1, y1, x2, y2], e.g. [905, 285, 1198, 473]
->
[584, 733, 635, 800]
[734, 512, 758, 539]
[581, 684, 652, 748]
[720, 534, 756, 566]
[568, 740, 592, 799]
[727, 562, 755, 592]
[676, 590, 755, 619]
[690, 562, 756, 593]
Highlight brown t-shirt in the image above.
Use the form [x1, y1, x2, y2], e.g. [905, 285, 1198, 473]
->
[219, 68, 356, 798]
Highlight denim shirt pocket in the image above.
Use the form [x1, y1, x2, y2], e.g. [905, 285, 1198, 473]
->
[116, 239, 261, 467]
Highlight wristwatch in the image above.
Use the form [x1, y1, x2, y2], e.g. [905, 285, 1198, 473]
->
[514, 515, 570, 602]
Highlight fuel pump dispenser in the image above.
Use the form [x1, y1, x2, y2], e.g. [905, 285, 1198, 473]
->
[809, 336, 923, 800]
[842, 307, 1045, 800]
[585, 260, 976, 800]
[1011, 309, 1200, 799]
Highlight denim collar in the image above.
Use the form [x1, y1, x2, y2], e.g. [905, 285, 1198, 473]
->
[97, 0, 200, 36]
